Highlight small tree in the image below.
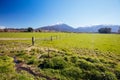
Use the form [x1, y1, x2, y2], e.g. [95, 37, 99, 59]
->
[98, 27, 111, 33]
[4, 28, 8, 32]
[27, 27, 33, 32]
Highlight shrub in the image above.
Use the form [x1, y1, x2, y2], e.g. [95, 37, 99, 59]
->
[40, 53, 50, 58]
[103, 71, 117, 80]
[77, 59, 95, 70]
[83, 70, 117, 80]
[38, 57, 68, 69]
[95, 64, 107, 72]
[83, 70, 103, 80]
[27, 59, 34, 65]
[61, 67, 83, 80]
[85, 57, 99, 63]
[0, 56, 16, 79]
[64, 56, 69, 61]
[70, 56, 78, 63]
[0, 56, 15, 73]
[15, 51, 26, 57]
[114, 69, 120, 79]
[15, 71, 34, 80]
[38, 59, 52, 69]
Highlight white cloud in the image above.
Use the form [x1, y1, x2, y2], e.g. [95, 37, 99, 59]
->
[0, 26, 6, 29]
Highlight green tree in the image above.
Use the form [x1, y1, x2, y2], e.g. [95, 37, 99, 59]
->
[98, 27, 111, 33]
[4, 28, 8, 32]
[27, 27, 33, 32]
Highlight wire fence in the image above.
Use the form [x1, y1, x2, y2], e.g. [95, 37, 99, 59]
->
[0, 34, 72, 51]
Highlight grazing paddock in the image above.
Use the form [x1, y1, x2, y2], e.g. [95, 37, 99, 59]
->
[0, 32, 120, 80]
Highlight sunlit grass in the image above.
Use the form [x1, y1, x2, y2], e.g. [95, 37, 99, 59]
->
[0, 32, 120, 80]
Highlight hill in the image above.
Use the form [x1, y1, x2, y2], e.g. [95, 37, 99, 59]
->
[76, 25, 120, 32]
[36, 23, 75, 32]
[36, 24, 120, 32]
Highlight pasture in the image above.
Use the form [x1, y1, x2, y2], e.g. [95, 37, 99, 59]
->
[0, 32, 119, 54]
[0, 32, 120, 80]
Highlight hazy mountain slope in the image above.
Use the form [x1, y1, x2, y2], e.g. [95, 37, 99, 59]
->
[37, 23, 75, 32]
[76, 25, 120, 32]
[36, 24, 120, 32]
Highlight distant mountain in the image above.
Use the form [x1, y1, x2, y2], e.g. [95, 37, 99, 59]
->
[36, 24, 120, 32]
[76, 25, 120, 32]
[37, 23, 75, 32]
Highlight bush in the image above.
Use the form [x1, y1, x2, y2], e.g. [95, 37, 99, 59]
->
[83, 70, 103, 80]
[64, 56, 69, 61]
[38, 57, 68, 69]
[15, 71, 34, 80]
[27, 59, 34, 65]
[0, 56, 16, 80]
[103, 71, 117, 80]
[85, 57, 99, 63]
[77, 59, 95, 70]
[40, 53, 50, 58]
[70, 56, 78, 63]
[15, 51, 26, 57]
[114, 69, 120, 79]
[95, 64, 107, 72]
[83, 70, 117, 80]
[0, 56, 15, 73]
[61, 67, 83, 80]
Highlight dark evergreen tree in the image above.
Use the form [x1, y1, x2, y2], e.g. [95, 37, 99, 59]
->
[98, 27, 111, 33]
[27, 27, 33, 32]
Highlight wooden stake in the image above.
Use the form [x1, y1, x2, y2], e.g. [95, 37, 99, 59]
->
[32, 37, 35, 46]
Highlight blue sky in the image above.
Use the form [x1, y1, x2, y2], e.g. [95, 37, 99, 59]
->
[0, 0, 120, 28]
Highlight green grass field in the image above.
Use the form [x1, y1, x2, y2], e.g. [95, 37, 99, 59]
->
[0, 32, 120, 80]
[0, 32, 66, 38]
[0, 32, 119, 54]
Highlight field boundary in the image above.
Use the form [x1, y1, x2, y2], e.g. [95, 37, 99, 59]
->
[0, 38, 31, 40]
[0, 34, 71, 46]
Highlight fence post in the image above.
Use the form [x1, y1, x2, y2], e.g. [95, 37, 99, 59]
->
[48, 48, 50, 58]
[32, 37, 35, 46]
[50, 36, 52, 41]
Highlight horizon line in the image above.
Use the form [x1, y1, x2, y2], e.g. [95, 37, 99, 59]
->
[0, 24, 120, 29]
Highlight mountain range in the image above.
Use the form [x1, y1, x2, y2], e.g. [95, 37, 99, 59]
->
[36, 24, 120, 32]
[37, 24, 74, 32]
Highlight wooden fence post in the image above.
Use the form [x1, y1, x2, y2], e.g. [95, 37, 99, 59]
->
[48, 48, 50, 58]
[32, 37, 35, 46]
[50, 36, 52, 41]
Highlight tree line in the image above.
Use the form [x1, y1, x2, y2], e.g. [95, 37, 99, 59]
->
[98, 27, 120, 33]
[0, 27, 34, 32]
[1, 27, 120, 33]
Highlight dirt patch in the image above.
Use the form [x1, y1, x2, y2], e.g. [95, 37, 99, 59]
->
[0, 38, 31, 40]
[14, 57, 58, 80]
[25, 46, 59, 52]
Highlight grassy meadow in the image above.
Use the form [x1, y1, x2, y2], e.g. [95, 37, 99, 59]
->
[0, 32, 120, 80]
